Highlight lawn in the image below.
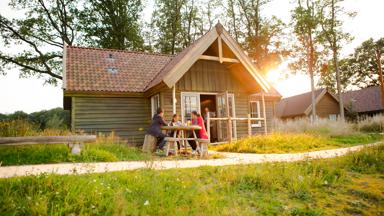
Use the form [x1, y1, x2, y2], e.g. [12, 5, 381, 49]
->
[0, 145, 383, 215]
[212, 133, 384, 154]
[0, 143, 151, 166]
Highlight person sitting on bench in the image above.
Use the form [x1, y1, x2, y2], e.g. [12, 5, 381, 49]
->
[146, 108, 168, 153]
[188, 111, 209, 155]
[168, 114, 182, 150]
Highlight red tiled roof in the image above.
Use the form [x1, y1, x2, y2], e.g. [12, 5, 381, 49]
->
[64, 46, 173, 92]
[277, 89, 325, 118]
[342, 86, 384, 113]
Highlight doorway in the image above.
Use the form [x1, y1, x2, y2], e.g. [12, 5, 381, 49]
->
[200, 94, 218, 142]
[180, 92, 237, 143]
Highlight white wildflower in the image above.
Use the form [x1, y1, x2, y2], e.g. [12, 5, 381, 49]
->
[144, 200, 149, 206]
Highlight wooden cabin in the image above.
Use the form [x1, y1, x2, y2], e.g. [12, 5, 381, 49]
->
[63, 23, 281, 145]
[343, 86, 384, 117]
[276, 89, 343, 121]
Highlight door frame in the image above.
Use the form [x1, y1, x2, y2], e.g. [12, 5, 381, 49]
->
[180, 91, 237, 140]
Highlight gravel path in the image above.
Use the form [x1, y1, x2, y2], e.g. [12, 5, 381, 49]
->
[0, 142, 382, 179]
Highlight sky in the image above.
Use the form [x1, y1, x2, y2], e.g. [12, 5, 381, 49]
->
[0, 0, 384, 113]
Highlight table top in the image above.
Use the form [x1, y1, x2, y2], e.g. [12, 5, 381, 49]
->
[161, 125, 202, 131]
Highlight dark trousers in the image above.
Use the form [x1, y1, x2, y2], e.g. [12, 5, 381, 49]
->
[157, 133, 167, 150]
[188, 132, 200, 151]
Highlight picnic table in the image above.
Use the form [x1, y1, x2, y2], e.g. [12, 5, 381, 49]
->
[161, 125, 209, 157]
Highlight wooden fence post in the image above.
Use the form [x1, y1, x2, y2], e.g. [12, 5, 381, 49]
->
[247, 114, 252, 137]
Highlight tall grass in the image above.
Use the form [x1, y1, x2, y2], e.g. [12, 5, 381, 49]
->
[0, 120, 71, 137]
[273, 115, 384, 135]
[356, 114, 384, 133]
[0, 145, 383, 215]
[273, 118, 355, 136]
[212, 133, 383, 153]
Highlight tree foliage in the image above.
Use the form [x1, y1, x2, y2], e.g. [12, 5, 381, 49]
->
[0, 0, 80, 84]
[223, 0, 287, 73]
[79, 0, 144, 50]
[320, 38, 384, 90]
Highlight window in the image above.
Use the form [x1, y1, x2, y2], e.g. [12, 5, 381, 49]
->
[181, 93, 199, 122]
[329, 114, 337, 121]
[250, 101, 261, 127]
[151, 94, 160, 117]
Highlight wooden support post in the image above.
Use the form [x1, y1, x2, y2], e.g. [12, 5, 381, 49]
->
[262, 92, 267, 135]
[225, 91, 232, 142]
[228, 116, 232, 143]
[247, 114, 252, 137]
[207, 112, 211, 141]
[218, 36, 223, 63]
[172, 85, 176, 114]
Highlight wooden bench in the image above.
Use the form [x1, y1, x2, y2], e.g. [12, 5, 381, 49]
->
[164, 137, 210, 157]
[0, 135, 97, 155]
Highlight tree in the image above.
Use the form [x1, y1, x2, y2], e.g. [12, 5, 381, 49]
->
[0, 0, 80, 84]
[318, 0, 354, 121]
[79, 0, 144, 50]
[151, 0, 205, 54]
[320, 38, 384, 90]
[291, 0, 322, 123]
[151, 0, 185, 54]
[223, 0, 287, 73]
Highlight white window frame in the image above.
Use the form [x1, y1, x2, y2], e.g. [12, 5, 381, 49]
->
[250, 101, 261, 128]
[180, 92, 201, 123]
[329, 114, 337, 121]
[150, 94, 160, 117]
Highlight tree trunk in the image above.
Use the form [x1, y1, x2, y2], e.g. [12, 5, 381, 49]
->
[334, 48, 345, 121]
[309, 32, 317, 123]
[376, 49, 384, 108]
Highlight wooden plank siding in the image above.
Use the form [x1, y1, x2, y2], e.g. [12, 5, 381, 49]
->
[72, 97, 151, 145]
[315, 93, 340, 118]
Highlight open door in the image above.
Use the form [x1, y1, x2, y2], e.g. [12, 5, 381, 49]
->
[216, 92, 237, 142]
[216, 92, 228, 142]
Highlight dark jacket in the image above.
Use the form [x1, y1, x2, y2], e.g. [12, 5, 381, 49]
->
[147, 114, 167, 137]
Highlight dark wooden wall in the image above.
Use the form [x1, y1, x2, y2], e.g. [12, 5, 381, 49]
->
[316, 93, 340, 118]
[72, 97, 150, 145]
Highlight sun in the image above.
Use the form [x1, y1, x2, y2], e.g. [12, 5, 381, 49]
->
[265, 60, 289, 84]
[266, 69, 281, 83]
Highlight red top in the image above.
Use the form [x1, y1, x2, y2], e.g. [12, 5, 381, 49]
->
[195, 116, 209, 139]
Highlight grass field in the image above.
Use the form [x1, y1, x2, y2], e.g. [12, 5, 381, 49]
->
[212, 133, 383, 153]
[0, 144, 383, 215]
[0, 143, 151, 166]
[1, 133, 381, 166]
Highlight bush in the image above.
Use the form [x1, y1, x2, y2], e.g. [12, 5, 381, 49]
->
[0, 119, 70, 137]
[0, 108, 70, 131]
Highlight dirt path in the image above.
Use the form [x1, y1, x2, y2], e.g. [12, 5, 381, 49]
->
[0, 143, 381, 179]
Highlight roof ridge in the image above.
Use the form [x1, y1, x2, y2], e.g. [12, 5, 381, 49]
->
[343, 85, 380, 94]
[67, 45, 175, 57]
[282, 88, 324, 100]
